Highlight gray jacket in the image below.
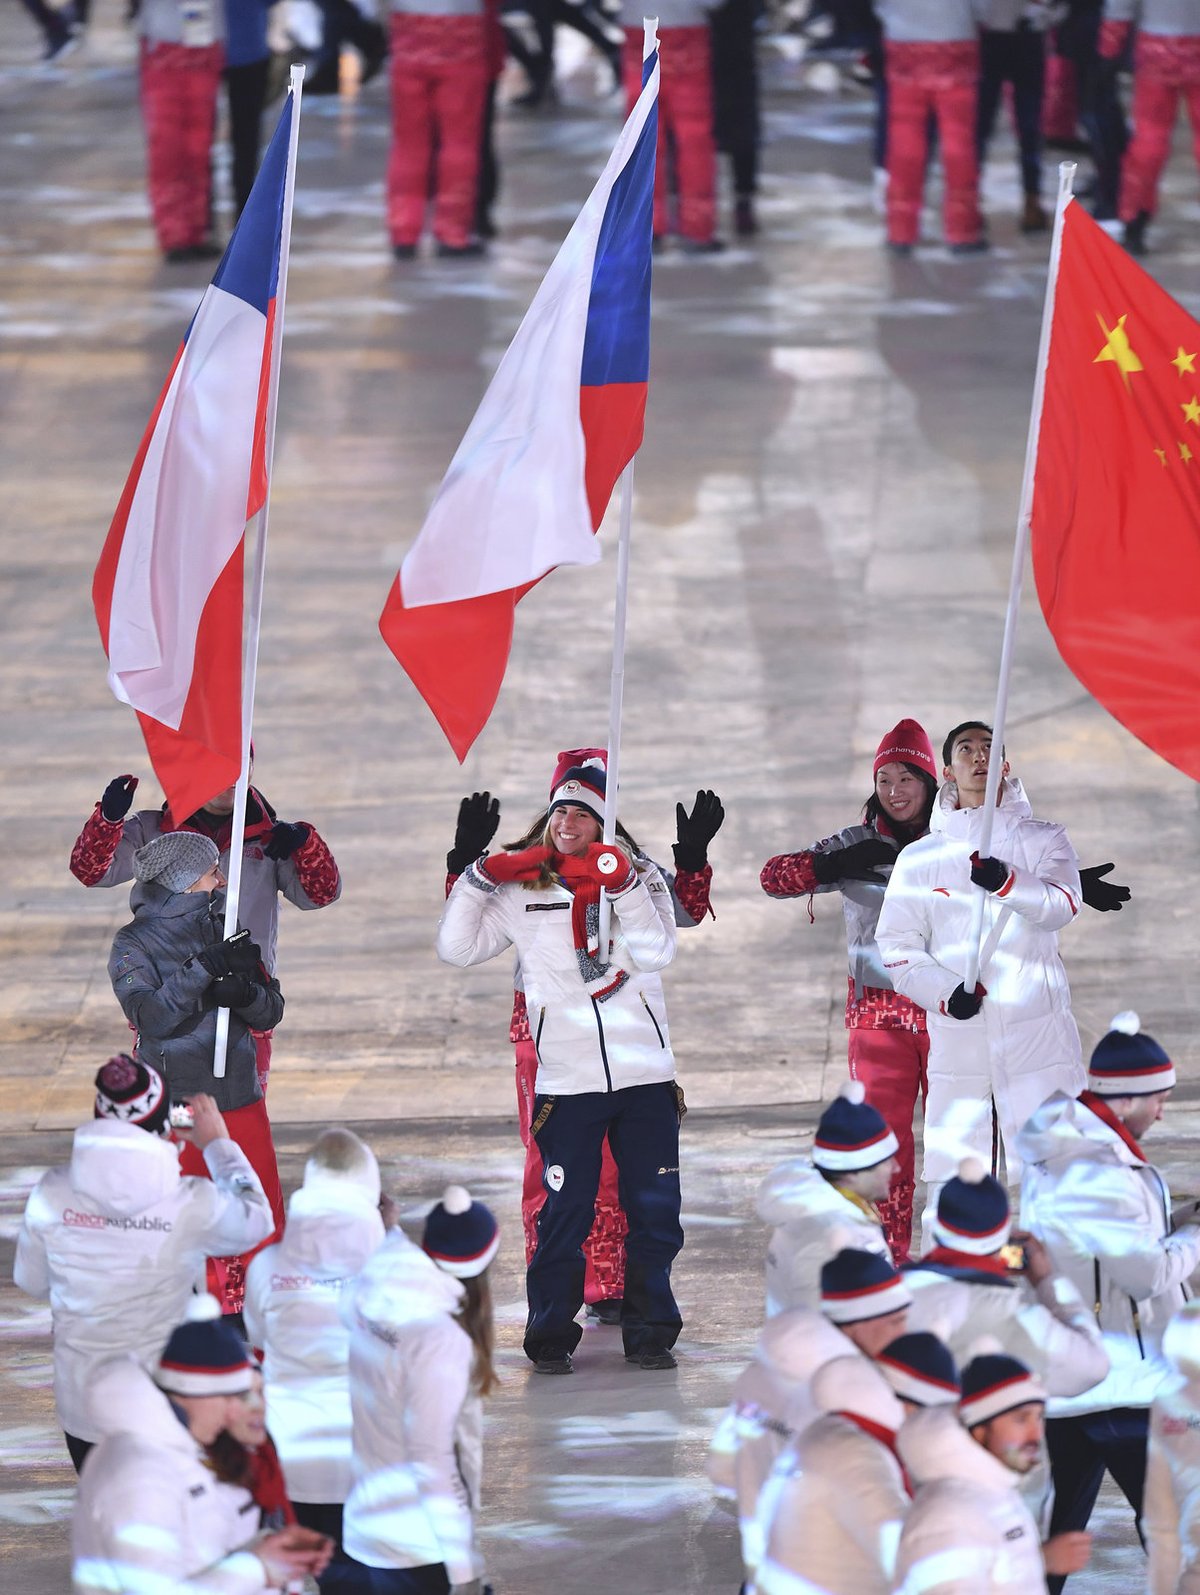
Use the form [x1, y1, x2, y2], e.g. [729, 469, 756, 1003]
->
[109, 882, 282, 1112]
[874, 0, 989, 42]
[1105, 0, 1200, 35]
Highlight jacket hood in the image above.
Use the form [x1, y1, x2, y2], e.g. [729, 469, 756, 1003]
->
[127, 878, 218, 921]
[346, 1227, 464, 1330]
[86, 1355, 199, 1451]
[69, 1120, 181, 1215]
[930, 776, 1032, 837]
[898, 1405, 1018, 1492]
[303, 1148, 381, 1208]
[756, 1161, 870, 1229]
[284, 1184, 386, 1274]
[1016, 1089, 1142, 1170]
[757, 1307, 851, 1382]
[813, 1355, 904, 1431]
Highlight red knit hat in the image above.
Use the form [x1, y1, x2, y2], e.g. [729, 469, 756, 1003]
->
[873, 719, 936, 781]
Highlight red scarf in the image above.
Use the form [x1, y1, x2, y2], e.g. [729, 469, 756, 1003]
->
[249, 1436, 295, 1527]
[837, 1412, 912, 1496]
[1080, 1090, 1147, 1161]
[921, 1245, 1012, 1276]
[552, 851, 604, 960]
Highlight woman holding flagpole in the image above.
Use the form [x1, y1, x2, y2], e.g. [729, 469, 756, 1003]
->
[437, 756, 686, 1376]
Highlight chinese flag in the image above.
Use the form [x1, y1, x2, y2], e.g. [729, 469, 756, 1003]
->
[1031, 201, 1200, 782]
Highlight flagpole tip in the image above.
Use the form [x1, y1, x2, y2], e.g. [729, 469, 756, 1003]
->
[642, 16, 659, 55]
[289, 62, 306, 93]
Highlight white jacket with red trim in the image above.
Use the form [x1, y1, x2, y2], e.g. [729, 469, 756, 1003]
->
[875, 778, 1084, 1128]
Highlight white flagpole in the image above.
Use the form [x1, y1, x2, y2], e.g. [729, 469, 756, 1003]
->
[598, 461, 636, 954]
[961, 161, 1075, 994]
[214, 65, 306, 1079]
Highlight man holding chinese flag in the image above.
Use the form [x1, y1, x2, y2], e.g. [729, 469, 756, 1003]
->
[1031, 198, 1200, 785]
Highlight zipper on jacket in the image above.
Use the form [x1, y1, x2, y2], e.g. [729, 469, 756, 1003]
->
[535, 1007, 546, 1060]
[590, 997, 614, 1093]
[640, 992, 666, 1049]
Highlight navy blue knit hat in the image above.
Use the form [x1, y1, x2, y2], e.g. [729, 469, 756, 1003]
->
[548, 758, 607, 825]
[932, 1157, 1011, 1255]
[156, 1295, 253, 1396]
[820, 1248, 911, 1324]
[423, 1185, 499, 1279]
[813, 1080, 900, 1172]
[1089, 1011, 1176, 1096]
[960, 1353, 1046, 1427]
[877, 1332, 960, 1407]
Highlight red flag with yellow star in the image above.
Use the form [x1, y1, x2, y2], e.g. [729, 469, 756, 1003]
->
[1031, 200, 1200, 782]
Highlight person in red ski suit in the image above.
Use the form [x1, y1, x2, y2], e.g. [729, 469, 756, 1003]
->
[69, 759, 341, 1097]
[875, 0, 990, 252]
[621, 0, 722, 250]
[1103, 0, 1200, 252]
[445, 750, 721, 1319]
[387, 0, 489, 258]
[138, 0, 226, 261]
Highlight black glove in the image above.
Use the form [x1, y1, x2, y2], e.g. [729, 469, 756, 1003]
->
[210, 973, 256, 1010]
[222, 932, 263, 974]
[100, 774, 138, 822]
[946, 982, 985, 1021]
[447, 792, 501, 875]
[264, 821, 310, 861]
[970, 851, 1010, 893]
[811, 836, 894, 885]
[673, 789, 725, 873]
[1079, 863, 1130, 913]
[196, 942, 233, 978]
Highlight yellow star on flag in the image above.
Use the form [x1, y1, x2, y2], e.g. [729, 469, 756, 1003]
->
[1155, 448, 1168, 466]
[1179, 441, 1194, 464]
[1183, 397, 1200, 425]
[1095, 314, 1144, 388]
[1172, 347, 1197, 377]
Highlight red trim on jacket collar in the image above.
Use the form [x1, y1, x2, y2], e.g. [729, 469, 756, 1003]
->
[1080, 1091, 1147, 1162]
[922, 1245, 1012, 1276]
[836, 1412, 912, 1496]
[164, 788, 276, 849]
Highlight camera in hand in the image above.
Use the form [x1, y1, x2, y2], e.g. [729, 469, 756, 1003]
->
[168, 1102, 195, 1130]
[999, 1241, 1028, 1273]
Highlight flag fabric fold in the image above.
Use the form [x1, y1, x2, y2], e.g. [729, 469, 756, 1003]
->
[1031, 199, 1200, 782]
[379, 34, 660, 761]
[92, 94, 294, 824]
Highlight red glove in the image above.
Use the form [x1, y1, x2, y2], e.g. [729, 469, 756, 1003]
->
[478, 846, 554, 885]
[573, 842, 636, 892]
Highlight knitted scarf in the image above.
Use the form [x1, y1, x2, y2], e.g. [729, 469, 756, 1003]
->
[553, 851, 632, 1002]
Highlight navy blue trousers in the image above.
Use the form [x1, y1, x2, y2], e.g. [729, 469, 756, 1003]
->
[1045, 1407, 1148, 1592]
[523, 1082, 684, 1361]
[977, 26, 1046, 197]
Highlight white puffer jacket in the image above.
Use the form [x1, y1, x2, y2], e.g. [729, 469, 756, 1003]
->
[757, 1160, 890, 1318]
[243, 1174, 385, 1506]
[895, 1406, 1047, 1594]
[876, 779, 1083, 1176]
[342, 1230, 484, 1585]
[437, 860, 678, 1095]
[14, 1123, 273, 1442]
[1019, 1091, 1200, 1414]
[708, 1309, 855, 1582]
[72, 1357, 268, 1594]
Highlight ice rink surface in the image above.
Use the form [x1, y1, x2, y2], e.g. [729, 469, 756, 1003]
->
[3, 9, 1200, 1590]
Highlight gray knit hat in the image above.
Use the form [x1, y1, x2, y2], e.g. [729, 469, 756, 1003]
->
[133, 832, 219, 893]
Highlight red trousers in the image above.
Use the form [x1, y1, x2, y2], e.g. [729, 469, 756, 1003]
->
[885, 40, 982, 246]
[387, 14, 488, 249]
[623, 26, 716, 243]
[139, 41, 224, 251]
[178, 1097, 285, 1313]
[1119, 36, 1200, 221]
[251, 1029, 272, 1097]
[847, 1024, 930, 1262]
[515, 1038, 627, 1303]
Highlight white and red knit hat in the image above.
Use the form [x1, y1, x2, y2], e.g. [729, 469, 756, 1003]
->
[1088, 1011, 1176, 1097]
[422, 1185, 500, 1278]
[548, 754, 607, 825]
[873, 719, 936, 782]
[959, 1353, 1046, 1427]
[820, 1248, 911, 1324]
[931, 1157, 1011, 1255]
[94, 1053, 170, 1139]
[549, 747, 606, 796]
[813, 1080, 900, 1172]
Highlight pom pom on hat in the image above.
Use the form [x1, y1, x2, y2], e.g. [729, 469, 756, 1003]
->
[813, 1082, 899, 1173]
[423, 1185, 500, 1278]
[1089, 1010, 1175, 1096]
[184, 1293, 223, 1323]
[94, 1053, 170, 1139]
[839, 1079, 867, 1106]
[157, 1301, 253, 1396]
[932, 1160, 1011, 1255]
[548, 748, 607, 797]
[957, 1156, 986, 1185]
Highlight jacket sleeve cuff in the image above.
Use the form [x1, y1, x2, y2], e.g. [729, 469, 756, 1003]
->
[465, 857, 500, 894]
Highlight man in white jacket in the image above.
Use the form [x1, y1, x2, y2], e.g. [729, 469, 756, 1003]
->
[757, 1355, 909, 1595]
[72, 1300, 332, 1594]
[1018, 1012, 1200, 1589]
[757, 1078, 898, 1316]
[243, 1127, 386, 1539]
[14, 1055, 274, 1469]
[896, 1354, 1091, 1593]
[876, 722, 1084, 1231]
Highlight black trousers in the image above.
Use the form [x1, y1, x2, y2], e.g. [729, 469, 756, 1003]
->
[1045, 1406, 1148, 1592]
[294, 1500, 345, 1543]
[1052, 9, 1128, 218]
[65, 1432, 93, 1473]
[318, 1556, 450, 1593]
[977, 26, 1047, 197]
[710, 0, 761, 197]
[225, 57, 271, 221]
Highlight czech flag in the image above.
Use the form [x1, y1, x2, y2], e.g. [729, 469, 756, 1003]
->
[92, 92, 295, 825]
[379, 26, 660, 762]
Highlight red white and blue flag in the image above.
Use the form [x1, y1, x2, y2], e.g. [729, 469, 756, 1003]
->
[92, 93, 295, 824]
[379, 28, 660, 761]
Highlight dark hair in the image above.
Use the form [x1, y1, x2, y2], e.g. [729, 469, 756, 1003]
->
[862, 764, 937, 844]
[504, 809, 644, 889]
[941, 721, 994, 769]
[458, 1272, 499, 1397]
[205, 1429, 254, 1489]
